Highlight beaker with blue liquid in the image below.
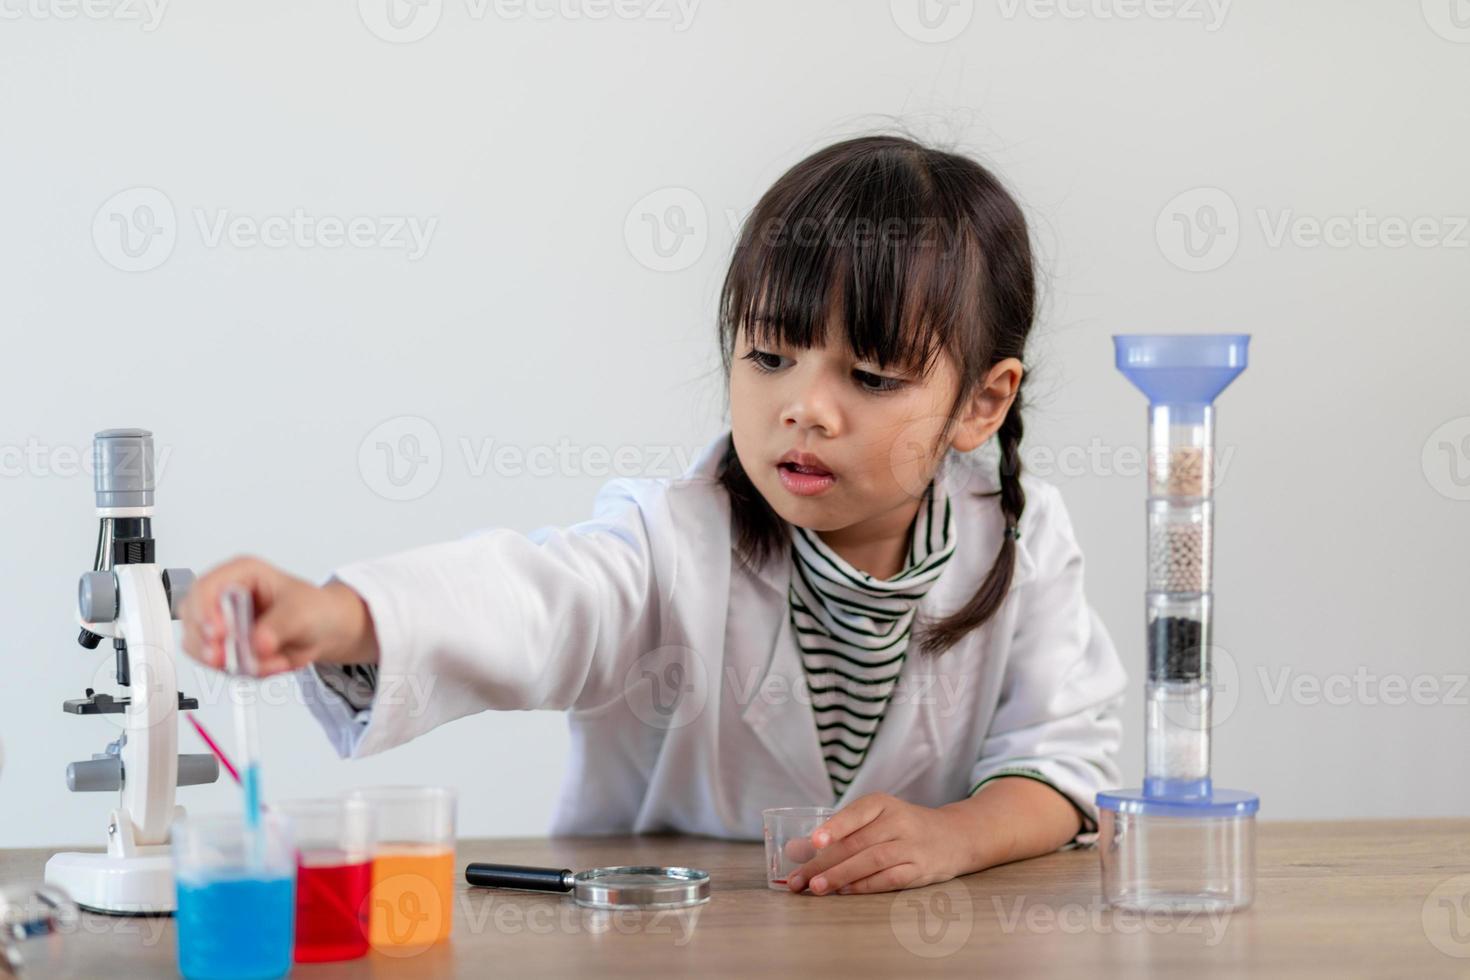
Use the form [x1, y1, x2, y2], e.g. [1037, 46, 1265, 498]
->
[172, 812, 296, 980]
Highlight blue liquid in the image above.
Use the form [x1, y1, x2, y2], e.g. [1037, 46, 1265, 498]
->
[176, 872, 295, 980]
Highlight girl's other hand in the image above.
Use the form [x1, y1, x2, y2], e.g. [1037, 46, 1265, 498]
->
[177, 556, 377, 676]
[785, 793, 969, 896]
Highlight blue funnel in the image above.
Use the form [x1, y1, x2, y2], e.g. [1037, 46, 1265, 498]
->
[1114, 334, 1250, 408]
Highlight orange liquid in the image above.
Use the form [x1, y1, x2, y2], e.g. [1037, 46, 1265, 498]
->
[367, 845, 455, 949]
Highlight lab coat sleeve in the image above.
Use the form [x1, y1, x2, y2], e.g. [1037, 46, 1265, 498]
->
[967, 481, 1127, 837]
[295, 478, 663, 759]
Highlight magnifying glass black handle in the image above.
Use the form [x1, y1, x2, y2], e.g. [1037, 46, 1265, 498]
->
[465, 863, 576, 893]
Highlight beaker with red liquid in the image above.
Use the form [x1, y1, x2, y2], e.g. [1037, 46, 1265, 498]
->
[276, 798, 374, 962]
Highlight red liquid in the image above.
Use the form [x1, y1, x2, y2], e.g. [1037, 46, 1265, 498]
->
[294, 857, 372, 963]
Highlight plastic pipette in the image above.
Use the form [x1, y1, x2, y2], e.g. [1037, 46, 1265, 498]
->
[219, 586, 264, 861]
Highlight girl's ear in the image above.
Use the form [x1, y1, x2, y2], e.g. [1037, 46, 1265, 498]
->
[950, 358, 1024, 453]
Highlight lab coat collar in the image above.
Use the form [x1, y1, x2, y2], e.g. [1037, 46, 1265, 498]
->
[680, 432, 1031, 806]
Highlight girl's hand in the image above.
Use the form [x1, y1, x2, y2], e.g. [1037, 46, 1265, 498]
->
[178, 556, 378, 676]
[785, 793, 971, 896]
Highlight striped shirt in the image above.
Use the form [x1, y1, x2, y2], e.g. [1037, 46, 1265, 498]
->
[788, 482, 956, 801]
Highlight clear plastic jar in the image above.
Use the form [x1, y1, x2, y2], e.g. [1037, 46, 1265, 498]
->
[1097, 791, 1257, 912]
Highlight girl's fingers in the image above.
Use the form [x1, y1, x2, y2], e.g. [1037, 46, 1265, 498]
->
[180, 591, 221, 667]
[806, 843, 904, 895]
[252, 655, 298, 678]
[252, 622, 283, 662]
[252, 631, 321, 677]
[835, 864, 922, 896]
[180, 556, 271, 667]
[183, 619, 223, 670]
[813, 794, 888, 848]
[207, 615, 226, 668]
[251, 626, 304, 674]
[788, 822, 893, 891]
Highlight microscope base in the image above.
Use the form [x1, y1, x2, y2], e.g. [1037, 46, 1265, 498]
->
[45, 848, 176, 916]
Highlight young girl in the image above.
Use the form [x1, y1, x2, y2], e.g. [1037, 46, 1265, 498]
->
[180, 135, 1125, 897]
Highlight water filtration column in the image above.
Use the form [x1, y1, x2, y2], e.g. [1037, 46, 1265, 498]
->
[1096, 334, 1260, 913]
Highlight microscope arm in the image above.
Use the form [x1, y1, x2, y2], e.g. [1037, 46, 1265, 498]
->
[110, 565, 181, 848]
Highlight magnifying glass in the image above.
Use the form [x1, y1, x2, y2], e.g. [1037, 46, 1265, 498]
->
[465, 863, 711, 911]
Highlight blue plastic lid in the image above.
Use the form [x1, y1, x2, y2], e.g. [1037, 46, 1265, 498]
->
[1113, 334, 1250, 412]
[1096, 787, 1260, 818]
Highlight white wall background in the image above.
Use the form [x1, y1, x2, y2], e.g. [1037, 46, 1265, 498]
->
[2, 0, 1467, 847]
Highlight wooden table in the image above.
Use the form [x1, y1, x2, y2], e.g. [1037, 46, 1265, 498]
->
[5, 820, 1469, 978]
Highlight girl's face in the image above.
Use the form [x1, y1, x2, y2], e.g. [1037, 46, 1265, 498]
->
[730, 317, 1021, 537]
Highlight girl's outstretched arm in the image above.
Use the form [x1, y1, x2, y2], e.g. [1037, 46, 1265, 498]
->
[297, 477, 664, 760]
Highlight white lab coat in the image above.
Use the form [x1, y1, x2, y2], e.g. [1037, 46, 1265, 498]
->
[299, 432, 1126, 841]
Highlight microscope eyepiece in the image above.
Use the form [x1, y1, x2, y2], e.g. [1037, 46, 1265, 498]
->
[93, 428, 154, 510]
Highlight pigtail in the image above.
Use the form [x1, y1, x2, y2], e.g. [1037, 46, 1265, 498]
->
[915, 395, 1026, 654]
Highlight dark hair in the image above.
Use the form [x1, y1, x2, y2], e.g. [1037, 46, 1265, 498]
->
[716, 134, 1036, 654]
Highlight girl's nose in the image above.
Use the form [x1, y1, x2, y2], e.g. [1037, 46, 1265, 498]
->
[782, 377, 841, 437]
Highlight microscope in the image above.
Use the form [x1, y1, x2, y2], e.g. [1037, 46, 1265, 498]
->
[44, 429, 219, 914]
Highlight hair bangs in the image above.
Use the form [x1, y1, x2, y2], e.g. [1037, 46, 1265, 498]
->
[720, 143, 982, 381]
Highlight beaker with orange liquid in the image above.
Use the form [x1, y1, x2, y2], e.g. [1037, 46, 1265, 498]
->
[349, 786, 457, 951]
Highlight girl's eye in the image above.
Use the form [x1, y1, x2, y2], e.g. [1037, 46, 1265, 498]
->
[853, 369, 906, 394]
[742, 348, 787, 373]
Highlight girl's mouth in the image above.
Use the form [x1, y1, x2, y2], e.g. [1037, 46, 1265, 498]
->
[776, 461, 836, 496]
